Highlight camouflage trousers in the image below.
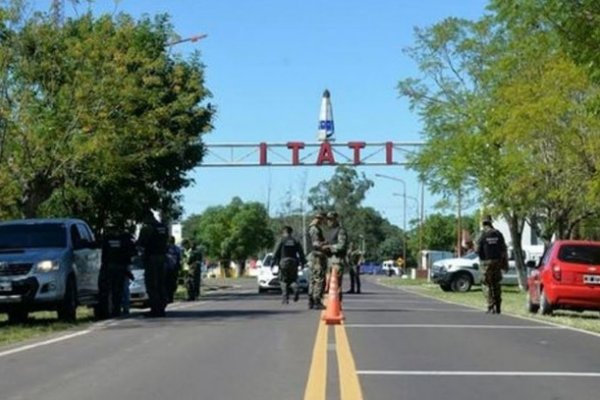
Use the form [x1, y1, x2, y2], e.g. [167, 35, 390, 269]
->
[327, 255, 346, 289]
[308, 252, 327, 303]
[481, 260, 503, 308]
[279, 258, 299, 300]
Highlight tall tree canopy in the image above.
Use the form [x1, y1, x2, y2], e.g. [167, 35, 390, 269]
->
[182, 197, 274, 275]
[0, 3, 213, 229]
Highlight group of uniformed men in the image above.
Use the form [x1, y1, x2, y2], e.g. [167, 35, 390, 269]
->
[271, 210, 364, 309]
[99, 211, 204, 319]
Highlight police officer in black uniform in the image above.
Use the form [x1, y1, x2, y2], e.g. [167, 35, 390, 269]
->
[476, 215, 508, 314]
[100, 225, 136, 318]
[272, 226, 307, 304]
[137, 211, 170, 317]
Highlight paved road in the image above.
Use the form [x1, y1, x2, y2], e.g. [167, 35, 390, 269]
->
[345, 279, 600, 400]
[1, 277, 600, 400]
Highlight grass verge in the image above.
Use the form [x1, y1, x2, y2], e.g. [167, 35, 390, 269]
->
[379, 277, 600, 335]
[0, 308, 94, 348]
[0, 277, 241, 348]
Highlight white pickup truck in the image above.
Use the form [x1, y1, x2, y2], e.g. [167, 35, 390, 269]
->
[0, 218, 105, 322]
[431, 248, 543, 292]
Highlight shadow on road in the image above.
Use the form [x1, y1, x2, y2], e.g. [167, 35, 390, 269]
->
[105, 308, 305, 329]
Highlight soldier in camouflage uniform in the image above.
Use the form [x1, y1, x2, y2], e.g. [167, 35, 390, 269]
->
[307, 212, 328, 310]
[272, 226, 306, 304]
[346, 242, 364, 294]
[323, 211, 348, 302]
[476, 215, 508, 314]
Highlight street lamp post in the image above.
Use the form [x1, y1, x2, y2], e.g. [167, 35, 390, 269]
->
[166, 34, 208, 47]
[375, 174, 406, 269]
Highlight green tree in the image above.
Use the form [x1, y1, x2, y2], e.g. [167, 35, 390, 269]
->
[0, 5, 213, 229]
[307, 165, 374, 243]
[182, 198, 274, 276]
[399, 12, 600, 289]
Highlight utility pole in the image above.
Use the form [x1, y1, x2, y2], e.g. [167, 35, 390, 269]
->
[457, 188, 462, 257]
[419, 180, 424, 255]
[51, 0, 64, 25]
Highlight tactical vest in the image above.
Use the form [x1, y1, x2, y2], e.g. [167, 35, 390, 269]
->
[280, 237, 300, 259]
[146, 222, 169, 255]
[102, 233, 134, 265]
[479, 229, 505, 261]
[326, 226, 347, 256]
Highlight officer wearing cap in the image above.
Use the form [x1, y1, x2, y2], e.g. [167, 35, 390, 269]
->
[323, 211, 348, 302]
[306, 211, 328, 309]
[476, 215, 508, 314]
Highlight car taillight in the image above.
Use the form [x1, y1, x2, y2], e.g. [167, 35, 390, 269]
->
[552, 264, 562, 281]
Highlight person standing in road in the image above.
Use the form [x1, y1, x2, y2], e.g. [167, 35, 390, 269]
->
[476, 215, 508, 314]
[323, 212, 348, 302]
[346, 242, 364, 294]
[165, 236, 182, 303]
[186, 241, 203, 301]
[137, 211, 170, 317]
[100, 225, 136, 318]
[307, 211, 328, 310]
[272, 226, 307, 304]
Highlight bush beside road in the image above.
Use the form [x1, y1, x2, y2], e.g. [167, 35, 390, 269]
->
[379, 277, 600, 335]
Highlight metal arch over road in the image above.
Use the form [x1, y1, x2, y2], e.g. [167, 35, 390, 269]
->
[201, 141, 425, 167]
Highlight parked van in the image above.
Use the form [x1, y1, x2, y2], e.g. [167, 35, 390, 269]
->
[382, 260, 401, 276]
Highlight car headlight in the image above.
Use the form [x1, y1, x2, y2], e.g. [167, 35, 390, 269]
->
[35, 260, 60, 273]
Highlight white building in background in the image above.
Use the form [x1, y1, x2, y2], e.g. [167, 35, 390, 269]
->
[492, 218, 544, 262]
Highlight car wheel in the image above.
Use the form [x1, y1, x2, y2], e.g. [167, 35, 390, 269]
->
[439, 283, 452, 292]
[539, 287, 553, 316]
[7, 308, 29, 324]
[258, 287, 266, 294]
[57, 275, 78, 322]
[450, 273, 473, 292]
[527, 292, 539, 314]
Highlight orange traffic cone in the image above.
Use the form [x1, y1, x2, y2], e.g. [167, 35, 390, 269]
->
[322, 268, 344, 325]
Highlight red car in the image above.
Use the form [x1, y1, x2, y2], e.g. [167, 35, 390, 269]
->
[527, 240, 600, 315]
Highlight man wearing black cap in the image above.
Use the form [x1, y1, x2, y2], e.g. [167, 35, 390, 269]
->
[306, 211, 328, 309]
[476, 215, 508, 314]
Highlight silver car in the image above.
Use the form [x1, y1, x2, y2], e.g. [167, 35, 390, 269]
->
[128, 256, 149, 307]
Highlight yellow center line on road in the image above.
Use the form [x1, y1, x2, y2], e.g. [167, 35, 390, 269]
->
[304, 320, 328, 400]
[335, 323, 364, 400]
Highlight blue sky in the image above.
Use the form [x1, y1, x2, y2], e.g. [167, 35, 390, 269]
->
[36, 0, 489, 227]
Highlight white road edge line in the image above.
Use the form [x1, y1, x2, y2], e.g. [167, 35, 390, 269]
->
[0, 300, 212, 358]
[357, 370, 600, 377]
[344, 324, 563, 329]
[0, 330, 92, 358]
[383, 283, 600, 340]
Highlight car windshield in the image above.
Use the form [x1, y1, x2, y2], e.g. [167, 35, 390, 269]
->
[262, 254, 273, 267]
[462, 252, 478, 260]
[558, 245, 600, 265]
[0, 223, 67, 249]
